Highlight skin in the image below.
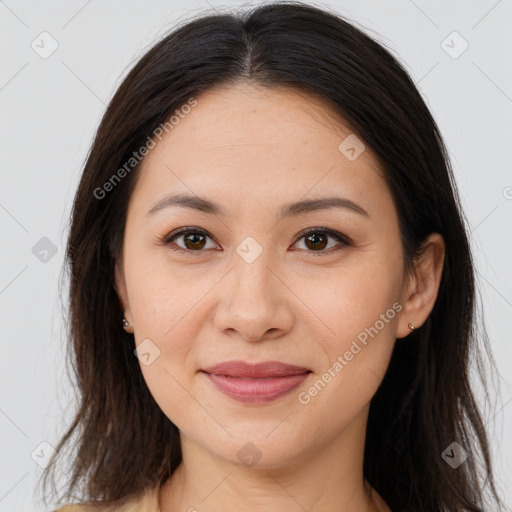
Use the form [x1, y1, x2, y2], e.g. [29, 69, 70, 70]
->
[114, 83, 445, 512]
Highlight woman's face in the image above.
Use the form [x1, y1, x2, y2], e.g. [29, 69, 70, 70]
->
[115, 84, 417, 467]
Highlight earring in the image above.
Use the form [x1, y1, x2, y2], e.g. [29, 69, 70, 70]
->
[122, 315, 130, 328]
[408, 323, 416, 330]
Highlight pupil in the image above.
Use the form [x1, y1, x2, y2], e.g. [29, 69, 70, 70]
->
[185, 233, 205, 250]
[306, 233, 327, 250]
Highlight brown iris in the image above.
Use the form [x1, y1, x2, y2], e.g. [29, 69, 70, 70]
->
[304, 232, 328, 251]
[183, 232, 207, 250]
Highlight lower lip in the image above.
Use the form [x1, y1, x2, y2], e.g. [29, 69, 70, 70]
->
[202, 371, 310, 403]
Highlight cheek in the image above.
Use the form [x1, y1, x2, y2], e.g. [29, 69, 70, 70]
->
[303, 256, 401, 391]
[127, 253, 202, 337]
[296, 290, 400, 432]
[130, 268, 202, 429]
[312, 254, 401, 335]
[125, 261, 201, 386]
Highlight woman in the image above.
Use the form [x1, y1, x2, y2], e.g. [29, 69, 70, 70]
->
[42, 2, 506, 511]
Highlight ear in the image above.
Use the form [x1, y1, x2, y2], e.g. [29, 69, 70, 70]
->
[114, 260, 134, 333]
[396, 233, 445, 339]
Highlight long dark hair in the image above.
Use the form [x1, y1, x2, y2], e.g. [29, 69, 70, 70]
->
[41, 2, 506, 511]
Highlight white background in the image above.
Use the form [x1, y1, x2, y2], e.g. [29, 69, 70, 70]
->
[0, 1, 511, 510]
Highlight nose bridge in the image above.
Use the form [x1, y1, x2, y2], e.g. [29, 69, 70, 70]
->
[231, 242, 275, 307]
[213, 237, 293, 340]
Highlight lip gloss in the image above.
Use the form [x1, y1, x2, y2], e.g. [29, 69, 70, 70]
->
[203, 371, 310, 403]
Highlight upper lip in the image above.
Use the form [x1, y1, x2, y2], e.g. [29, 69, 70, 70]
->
[201, 360, 311, 378]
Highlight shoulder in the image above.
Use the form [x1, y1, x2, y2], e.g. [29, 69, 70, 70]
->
[52, 506, 103, 512]
[51, 485, 160, 512]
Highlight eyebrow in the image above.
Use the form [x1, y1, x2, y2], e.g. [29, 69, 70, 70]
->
[147, 193, 369, 219]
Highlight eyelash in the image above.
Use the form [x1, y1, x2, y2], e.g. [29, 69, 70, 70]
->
[158, 227, 352, 256]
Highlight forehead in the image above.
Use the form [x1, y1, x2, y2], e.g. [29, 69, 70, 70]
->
[131, 83, 388, 215]
[152, 83, 365, 155]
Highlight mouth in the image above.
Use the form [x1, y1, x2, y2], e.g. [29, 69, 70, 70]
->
[200, 360, 312, 403]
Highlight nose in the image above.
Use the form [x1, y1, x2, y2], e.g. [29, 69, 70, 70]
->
[213, 251, 294, 342]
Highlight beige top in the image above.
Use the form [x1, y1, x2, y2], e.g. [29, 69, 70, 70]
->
[53, 482, 392, 511]
[53, 484, 160, 512]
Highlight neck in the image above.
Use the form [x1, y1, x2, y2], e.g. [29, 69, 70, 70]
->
[159, 406, 390, 512]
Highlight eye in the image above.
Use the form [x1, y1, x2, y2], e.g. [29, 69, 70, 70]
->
[161, 227, 219, 255]
[291, 228, 351, 255]
[159, 226, 351, 256]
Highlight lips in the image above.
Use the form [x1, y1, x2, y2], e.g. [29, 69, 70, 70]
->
[201, 360, 311, 378]
[200, 360, 311, 403]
